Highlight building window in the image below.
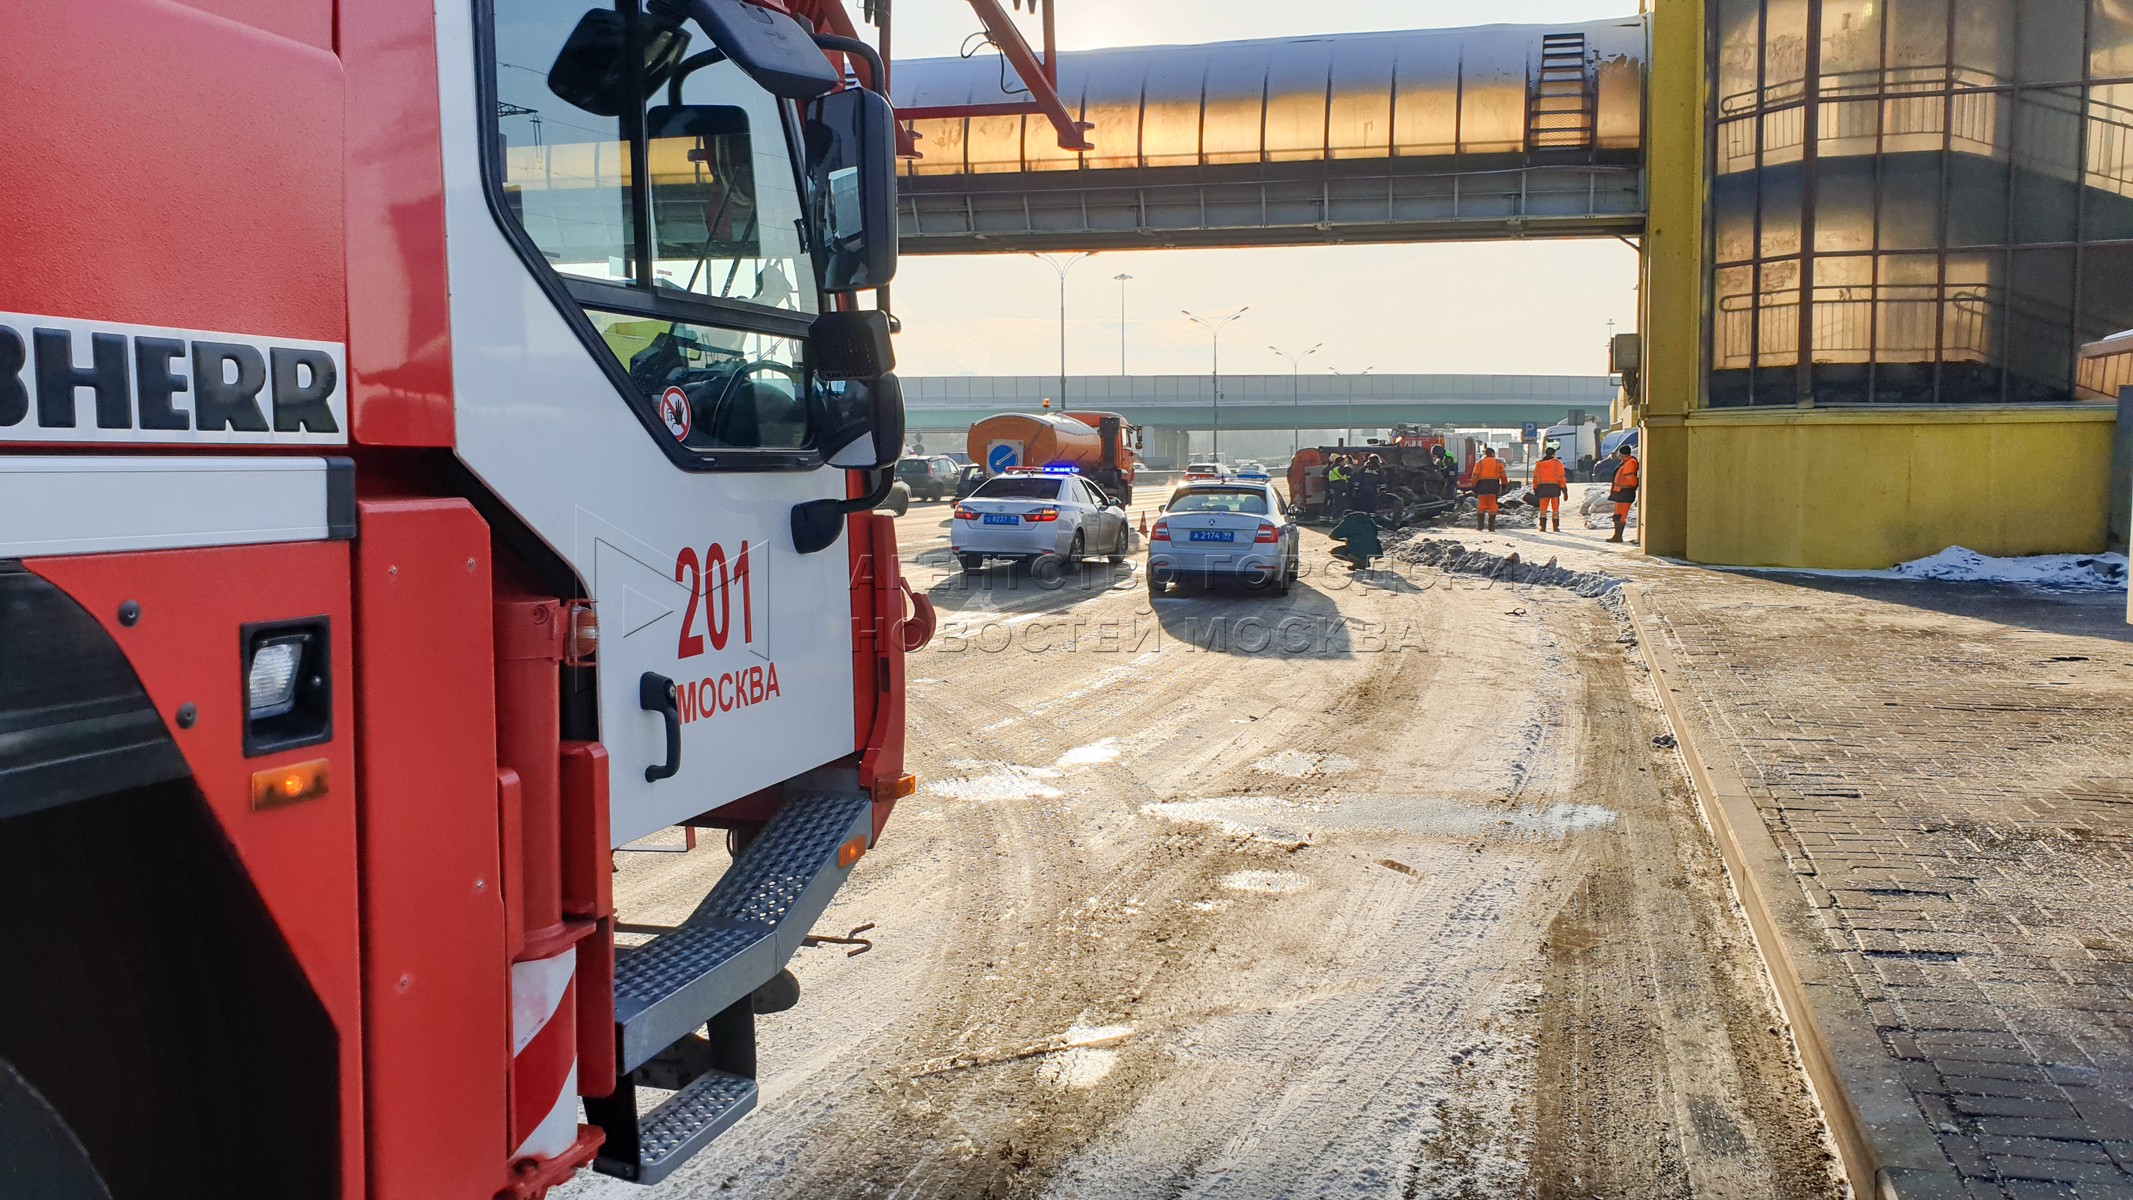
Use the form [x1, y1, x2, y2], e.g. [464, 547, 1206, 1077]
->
[1706, 0, 2133, 406]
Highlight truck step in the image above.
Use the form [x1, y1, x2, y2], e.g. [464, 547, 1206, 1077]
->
[592, 1068, 758, 1185]
[611, 792, 873, 1074]
[612, 923, 773, 1073]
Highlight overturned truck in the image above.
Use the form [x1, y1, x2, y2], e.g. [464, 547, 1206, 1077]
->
[1286, 444, 1463, 526]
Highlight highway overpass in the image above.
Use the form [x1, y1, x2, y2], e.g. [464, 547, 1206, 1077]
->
[901, 373, 1615, 432]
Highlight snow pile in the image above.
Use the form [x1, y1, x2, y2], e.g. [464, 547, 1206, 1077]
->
[1435, 490, 1543, 530]
[1890, 547, 2128, 592]
[1580, 483, 1636, 530]
[1393, 537, 1626, 598]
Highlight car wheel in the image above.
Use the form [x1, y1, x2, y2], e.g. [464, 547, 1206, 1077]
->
[958, 552, 985, 571]
[1067, 530, 1085, 567]
[1147, 573, 1164, 600]
[1271, 568, 1291, 597]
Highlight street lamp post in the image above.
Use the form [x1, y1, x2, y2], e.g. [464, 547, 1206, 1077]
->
[1031, 252, 1094, 411]
[1270, 342, 1322, 456]
[1330, 365, 1375, 445]
[1114, 273, 1133, 374]
[1184, 307, 1249, 461]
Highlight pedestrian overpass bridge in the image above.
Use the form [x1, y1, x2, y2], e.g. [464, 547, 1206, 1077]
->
[891, 18, 1647, 253]
[900, 373, 1615, 432]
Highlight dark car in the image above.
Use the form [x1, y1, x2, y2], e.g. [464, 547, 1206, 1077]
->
[896, 455, 959, 502]
[952, 463, 986, 501]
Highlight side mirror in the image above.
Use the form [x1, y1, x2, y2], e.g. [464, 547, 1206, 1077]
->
[822, 374, 905, 471]
[547, 9, 692, 117]
[804, 88, 899, 293]
[810, 309, 895, 380]
[793, 373, 906, 555]
[680, 0, 839, 99]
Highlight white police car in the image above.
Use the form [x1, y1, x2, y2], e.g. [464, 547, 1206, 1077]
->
[951, 468, 1133, 571]
[1148, 477, 1300, 597]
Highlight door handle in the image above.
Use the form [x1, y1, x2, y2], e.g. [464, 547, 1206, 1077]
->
[639, 672, 681, 782]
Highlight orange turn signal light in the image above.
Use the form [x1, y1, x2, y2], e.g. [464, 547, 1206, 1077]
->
[564, 600, 600, 665]
[836, 836, 867, 870]
[251, 759, 330, 810]
[869, 773, 918, 803]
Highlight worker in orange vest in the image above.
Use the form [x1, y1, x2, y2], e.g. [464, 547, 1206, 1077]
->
[1607, 443, 1640, 543]
[1531, 444, 1569, 533]
[1471, 445, 1508, 531]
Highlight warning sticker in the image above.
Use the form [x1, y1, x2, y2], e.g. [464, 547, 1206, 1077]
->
[658, 386, 692, 441]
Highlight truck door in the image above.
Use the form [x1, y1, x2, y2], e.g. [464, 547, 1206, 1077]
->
[438, 1, 857, 844]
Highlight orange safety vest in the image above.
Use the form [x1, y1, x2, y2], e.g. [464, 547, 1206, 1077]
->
[1613, 453, 1640, 491]
[1533, 458, 1568, 488]
[1473, 457, 1507, 484]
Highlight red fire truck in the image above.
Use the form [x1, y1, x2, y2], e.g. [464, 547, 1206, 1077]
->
[0, 1, 1029, 1195]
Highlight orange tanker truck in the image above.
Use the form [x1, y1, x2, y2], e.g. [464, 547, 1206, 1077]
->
[967, 411, 1142, 503]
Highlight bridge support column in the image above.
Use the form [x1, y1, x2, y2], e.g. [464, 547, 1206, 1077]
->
[1141, 428, 1190, 469]
[1639, 0, 1706, 559]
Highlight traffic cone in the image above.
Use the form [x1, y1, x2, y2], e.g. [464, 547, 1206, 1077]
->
[1138, 513, 1148, 536]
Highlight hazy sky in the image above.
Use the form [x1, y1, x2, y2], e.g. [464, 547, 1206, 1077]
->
[867, 0, 1643, 379]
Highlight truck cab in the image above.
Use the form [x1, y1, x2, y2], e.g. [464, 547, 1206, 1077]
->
[0, 2, 924, 1196]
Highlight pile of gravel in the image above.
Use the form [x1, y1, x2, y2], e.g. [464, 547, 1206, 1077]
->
[1391, 537, 1626, 598]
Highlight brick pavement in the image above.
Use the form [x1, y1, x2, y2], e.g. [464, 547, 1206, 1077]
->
[1641, 569, 2133, 1200]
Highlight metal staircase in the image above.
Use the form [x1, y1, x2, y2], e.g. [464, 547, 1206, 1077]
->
[1528, 32, 1596, 154]
[585, 791, 874, 1184]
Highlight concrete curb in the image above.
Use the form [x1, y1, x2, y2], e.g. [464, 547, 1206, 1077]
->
[1624, 588, 1966, 1200]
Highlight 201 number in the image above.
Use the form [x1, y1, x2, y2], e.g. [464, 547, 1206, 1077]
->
[674, 540, 755, 659]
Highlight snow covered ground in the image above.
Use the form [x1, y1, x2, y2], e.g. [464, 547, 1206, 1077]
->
[1745, 547, 2128, 593]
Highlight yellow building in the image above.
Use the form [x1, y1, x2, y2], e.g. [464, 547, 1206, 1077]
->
[1639, 0, 2124, 569]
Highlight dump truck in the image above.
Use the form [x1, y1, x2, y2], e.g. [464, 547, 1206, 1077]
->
[967, 410, 1142, 503]
[0, 1, 949, 1195]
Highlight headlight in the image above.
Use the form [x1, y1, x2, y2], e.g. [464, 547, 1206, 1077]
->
[246, 636, 308, 718]
[242, 619, 332, 757]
